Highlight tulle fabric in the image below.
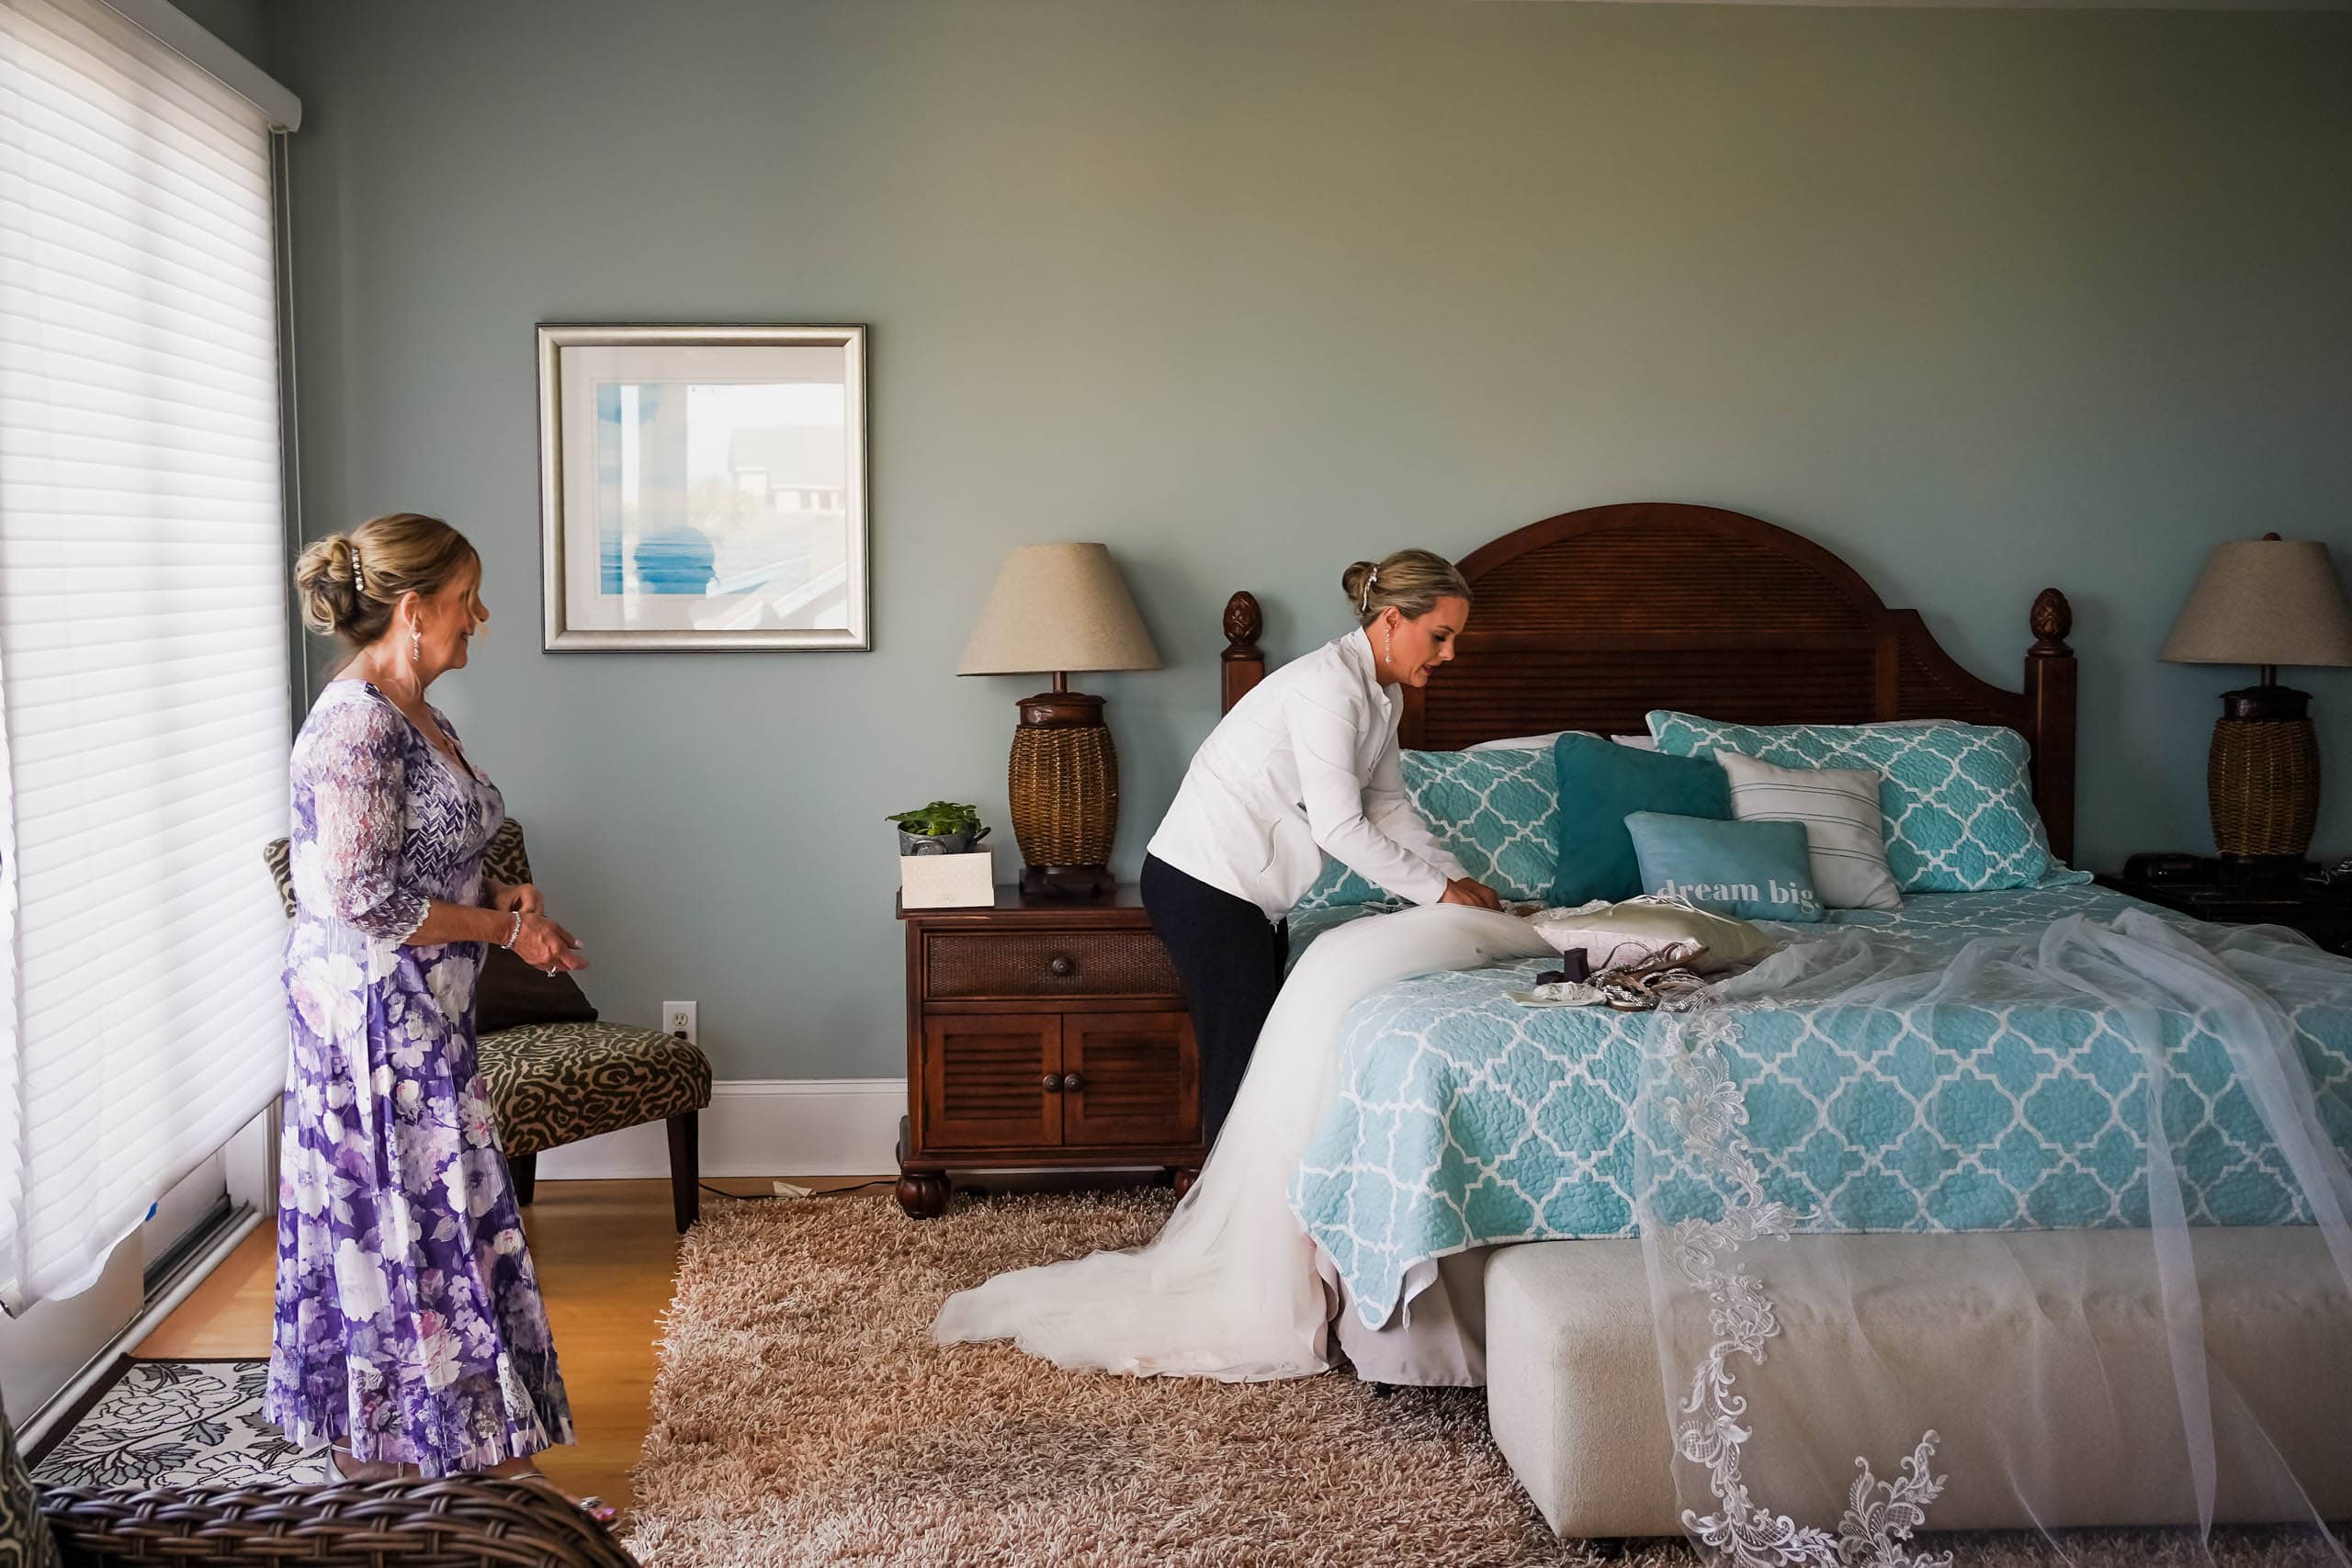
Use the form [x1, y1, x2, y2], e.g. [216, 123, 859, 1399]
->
[931, 904, 1555, 1380]
[936, 898, 2352, 1557]
[1635, 909, 2352, 1562]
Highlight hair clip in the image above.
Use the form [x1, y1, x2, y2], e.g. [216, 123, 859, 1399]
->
[350, 545, 365, 584]
[1360, 564, 1379, 613]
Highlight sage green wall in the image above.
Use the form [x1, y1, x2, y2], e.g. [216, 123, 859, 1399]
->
[268, 0, 2352, 1080]
[166, 0, 271, 72]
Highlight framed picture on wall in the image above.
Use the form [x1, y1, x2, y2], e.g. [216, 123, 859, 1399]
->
[536, 323, 870, 650]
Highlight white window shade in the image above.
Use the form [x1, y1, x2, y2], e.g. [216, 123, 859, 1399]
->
[0, 0, 290, 1310]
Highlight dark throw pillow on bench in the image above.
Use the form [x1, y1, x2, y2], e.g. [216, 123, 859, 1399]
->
[475, 945, 599, 1035]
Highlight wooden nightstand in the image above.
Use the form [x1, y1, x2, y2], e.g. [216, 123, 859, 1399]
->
[2095, 863, 2352, 958]
[894, 886, 1204, 1218]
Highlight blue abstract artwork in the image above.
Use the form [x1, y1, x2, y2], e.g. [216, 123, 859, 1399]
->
[546, 326, 868, 649]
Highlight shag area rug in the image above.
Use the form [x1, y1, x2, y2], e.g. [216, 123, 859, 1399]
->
[626, 1190, 2343, 1568]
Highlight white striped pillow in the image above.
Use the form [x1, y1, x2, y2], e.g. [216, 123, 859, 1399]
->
[1714, 750, 1902, 911]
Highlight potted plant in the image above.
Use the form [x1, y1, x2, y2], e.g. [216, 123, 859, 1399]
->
[888, 802, 990, 856]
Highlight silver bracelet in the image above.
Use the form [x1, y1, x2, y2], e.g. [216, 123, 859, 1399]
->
[503, 909, 523, 949]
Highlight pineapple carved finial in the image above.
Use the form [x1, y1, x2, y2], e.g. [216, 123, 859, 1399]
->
[2029, 588, 2072, 657]
[1222, 592, 1263, 657]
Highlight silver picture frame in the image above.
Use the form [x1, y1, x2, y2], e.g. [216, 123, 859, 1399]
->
[537, 323, 871, 651]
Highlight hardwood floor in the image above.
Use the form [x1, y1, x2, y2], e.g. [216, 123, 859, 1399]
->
[135, 1177, 886, 1511]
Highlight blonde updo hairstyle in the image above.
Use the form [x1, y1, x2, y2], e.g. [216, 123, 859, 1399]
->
[293, 513, 480, 646]
[1340, 548, 1472, 627]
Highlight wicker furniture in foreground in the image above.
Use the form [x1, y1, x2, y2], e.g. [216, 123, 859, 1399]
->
[40, 1475, 638, 1568]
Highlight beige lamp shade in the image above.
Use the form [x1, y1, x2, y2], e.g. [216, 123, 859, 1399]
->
[2161, 536, 2352, 669]
[958, 542, 1162, 676]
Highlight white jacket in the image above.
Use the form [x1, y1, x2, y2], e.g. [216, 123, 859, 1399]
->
[1147, 626, 1467, 919]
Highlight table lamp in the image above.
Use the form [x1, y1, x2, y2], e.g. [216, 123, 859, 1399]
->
[959, 543, 1162, 898]
[2161, 533, 2352, 868]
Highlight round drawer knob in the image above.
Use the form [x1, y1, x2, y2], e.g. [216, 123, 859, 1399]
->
[1062, 1072, 1084, 1092]
[1047, 953, 1075, 977]
[1041, 1074, 1062, 1092]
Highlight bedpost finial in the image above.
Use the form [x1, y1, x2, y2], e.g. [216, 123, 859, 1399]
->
[1222, 591, 1263, 653]
[2030, 588, 2072, 655]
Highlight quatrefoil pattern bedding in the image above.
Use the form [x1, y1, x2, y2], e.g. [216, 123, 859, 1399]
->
[1289, 885, 2352, 1328]
[1294, 745, 1558, 910]
[1645, 711, 2083, 893]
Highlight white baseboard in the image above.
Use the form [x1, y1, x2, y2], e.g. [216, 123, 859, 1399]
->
[531, 1078, 904, 1180]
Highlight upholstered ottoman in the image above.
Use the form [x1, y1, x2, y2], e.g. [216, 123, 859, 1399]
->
[1483, 1229, 2352, 1539]
[265, 822, 714, 1231]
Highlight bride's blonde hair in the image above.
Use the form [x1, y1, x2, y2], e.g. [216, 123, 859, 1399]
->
[1340, 549, 1471, 627]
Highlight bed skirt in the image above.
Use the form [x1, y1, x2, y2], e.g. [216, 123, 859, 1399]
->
[1329, 1249, 1494, 1387]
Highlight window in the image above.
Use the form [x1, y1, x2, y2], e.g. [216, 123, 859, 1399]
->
[0, 0, 291, 1310]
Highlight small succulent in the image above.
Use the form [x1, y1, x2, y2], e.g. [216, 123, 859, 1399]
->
[886, 801, 983, 839]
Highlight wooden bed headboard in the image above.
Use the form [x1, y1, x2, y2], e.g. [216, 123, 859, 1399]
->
[1219, 502, 2077, 863]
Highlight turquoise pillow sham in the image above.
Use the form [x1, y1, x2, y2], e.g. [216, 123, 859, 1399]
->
[1548, 732, 1732, 907]
[1624, 811, 1826, 923]
[1645, 711, 2086, 895]
[1292, 745, 1558, 910]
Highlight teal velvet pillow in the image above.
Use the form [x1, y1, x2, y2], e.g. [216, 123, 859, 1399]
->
[1292, 745, 1558, 910]
[1645, 711, 2086, 894]
[1549, 732, 1732, 907]
[1623, 811, 1826, 923]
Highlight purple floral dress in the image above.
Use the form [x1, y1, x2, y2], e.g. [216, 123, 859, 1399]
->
[266, 681, 573, 1475]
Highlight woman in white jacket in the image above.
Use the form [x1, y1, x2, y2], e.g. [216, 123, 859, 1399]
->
[1142, 549, 1501, 1145]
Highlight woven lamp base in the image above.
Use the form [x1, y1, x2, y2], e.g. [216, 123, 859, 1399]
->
[1009, 688, 1119, 899]
[2208, 684, 2320, 863]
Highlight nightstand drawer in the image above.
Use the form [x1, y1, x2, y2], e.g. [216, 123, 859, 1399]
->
[926, 930, 1179, 999]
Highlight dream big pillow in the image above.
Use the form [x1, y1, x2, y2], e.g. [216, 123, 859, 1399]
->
[1548, 732, 1732, 906]
[1293, 745, 1558, 909]
[1646, 711, 2085, 894]
[1714, 750, 1902, 911]
[1624, 811, 1826, 923]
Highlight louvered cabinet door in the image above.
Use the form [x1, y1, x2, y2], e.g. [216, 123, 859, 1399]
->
[921, 1014, 1062, 1149]
[1060, 1011, 1198, 1147]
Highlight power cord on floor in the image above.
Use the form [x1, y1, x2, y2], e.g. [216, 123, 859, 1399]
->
[697, 1179, 897, 1202]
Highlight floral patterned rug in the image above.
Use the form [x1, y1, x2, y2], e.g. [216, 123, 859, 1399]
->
[32, 1359, 318, 1490]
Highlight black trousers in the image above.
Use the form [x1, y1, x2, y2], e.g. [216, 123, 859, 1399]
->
[1140, 853, 1289, 1150]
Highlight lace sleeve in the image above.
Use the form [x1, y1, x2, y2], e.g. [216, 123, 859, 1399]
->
[301, 696, 430, 942]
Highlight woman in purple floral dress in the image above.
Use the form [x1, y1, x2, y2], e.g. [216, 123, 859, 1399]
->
[269, 513, 586, 1495]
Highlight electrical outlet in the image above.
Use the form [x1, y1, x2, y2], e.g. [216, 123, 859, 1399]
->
[662, 1000, 697, 1043]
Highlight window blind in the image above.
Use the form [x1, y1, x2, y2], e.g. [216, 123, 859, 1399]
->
[0, 0, 290, 1310]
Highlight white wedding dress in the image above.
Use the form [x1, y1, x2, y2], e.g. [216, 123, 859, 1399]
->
[936, 895, 2352, 1556]
[931, 903, 1556, 1381]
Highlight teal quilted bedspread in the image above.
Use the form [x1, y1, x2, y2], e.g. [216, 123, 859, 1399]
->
[1288, 886, 2352, 1328]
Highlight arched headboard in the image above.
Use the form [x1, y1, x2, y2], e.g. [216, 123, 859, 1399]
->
[1219, 502, 2076, 863]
